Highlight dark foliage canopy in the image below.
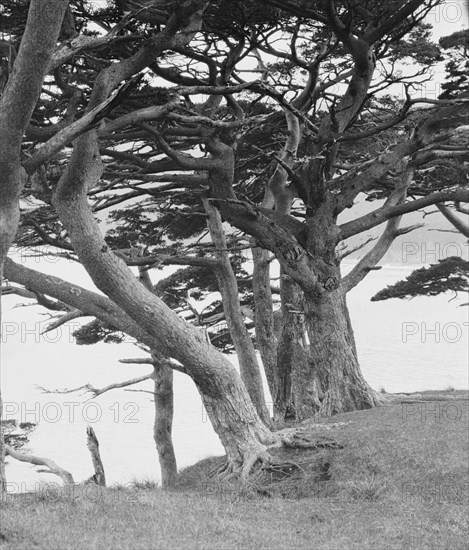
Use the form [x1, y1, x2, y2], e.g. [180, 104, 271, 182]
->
[371, 256, 469, 302]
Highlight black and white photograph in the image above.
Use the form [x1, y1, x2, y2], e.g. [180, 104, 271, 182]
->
[0, 1, 468, 548]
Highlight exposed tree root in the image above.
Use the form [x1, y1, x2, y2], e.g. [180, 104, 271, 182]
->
[281, 430, 344, 450]
[208, 461, 235, 479]
[240, 447, 271, 480]
[210, 426, 344, 482]
[314, 386, 383, 419]
[209, 446, 273, 481]
[263, 461, 303, 481]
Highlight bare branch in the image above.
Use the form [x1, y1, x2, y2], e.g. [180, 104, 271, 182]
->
[139, 122, 215, 170]
[24, 78, 143, 174]
[365, 0, 432, 44]
[343, 219, 423, 293]
[337, 235, 377, 260]
[49, 13, 134, 70]
[437, 204, 469, 238]
[37, 373, 153, 399]
[340, 188, 469, 241]
[99, 102, 175, 136]
[119, 358, 154, 364]
[42, 310, 84, 334]
[4, 445, 74, 484]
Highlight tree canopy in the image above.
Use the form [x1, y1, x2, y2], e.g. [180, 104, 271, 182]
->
[1, 0, 468, 487]
[372, 256, 469, 303]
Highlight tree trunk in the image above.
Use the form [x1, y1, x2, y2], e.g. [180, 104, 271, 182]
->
[204, 199, 270, 425]
[86, 426, 106, 486]
[0, 391, 6, 494]
[151, 355, 177, 489]
[273, 271, 308, 423]
[6, 253, 276, 477]
[251, 246, 277, 401]
[52, 135, 275, 475]
[0, 0, 71, 496]
[293, 285, 381, 420]
[139, 268, 178, 488]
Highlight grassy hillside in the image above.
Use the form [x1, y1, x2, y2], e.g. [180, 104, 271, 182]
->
[1, 391, 468, 550]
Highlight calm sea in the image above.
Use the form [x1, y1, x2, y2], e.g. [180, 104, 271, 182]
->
[1, 255, 467, 491]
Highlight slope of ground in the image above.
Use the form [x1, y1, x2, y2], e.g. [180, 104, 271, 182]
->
[1, 391, 468, 550]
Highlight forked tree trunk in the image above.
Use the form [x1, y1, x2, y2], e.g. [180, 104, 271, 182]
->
[264, 260, 381, 422]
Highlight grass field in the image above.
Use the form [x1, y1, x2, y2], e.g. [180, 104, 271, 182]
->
[1, 391, 468, 550]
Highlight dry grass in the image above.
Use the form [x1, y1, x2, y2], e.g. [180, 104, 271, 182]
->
[1, 391, 468, 550]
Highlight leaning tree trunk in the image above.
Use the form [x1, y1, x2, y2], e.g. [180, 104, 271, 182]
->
[52, 134, 276, 476]
[294, 284, 381, 420]
[0, 0, 71, 495]
[204, 199, 270, 425]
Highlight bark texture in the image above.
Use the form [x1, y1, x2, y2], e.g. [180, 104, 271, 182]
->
[0, 0, 71, 495]
[151, 355, 177, 489]
[0, 390, 6, 493]
[297, 286, 381, 419]
[4, 445, 74, 485]
[204, 199, 270, 425]
[251, 246, 277, 399]
[52, 130, 274, 472]
[86, 426, 106, 486]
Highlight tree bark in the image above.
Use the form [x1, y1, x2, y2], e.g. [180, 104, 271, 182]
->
[138, 268, 178, 488]
[4, 445, 74, 485]
[251, 246, 277, 400]
[86, 426, 106, 486]
[296, 284, 381, 419]
[273, 272, 308, 423]
[0, 390, 6, 494]
[0, 0, 71, 496]
[204, 199, 270, 425]
[0, 0, 69, 266]
[151, 354, 177, 489]
[52, 133, 275, 475]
